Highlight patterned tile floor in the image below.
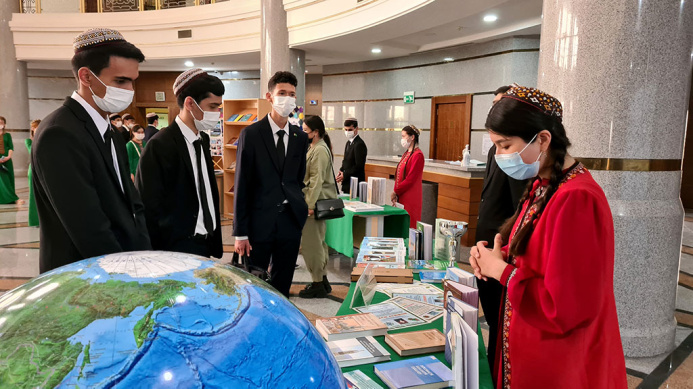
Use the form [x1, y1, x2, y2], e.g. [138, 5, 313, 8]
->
[1, 176, 693, 387]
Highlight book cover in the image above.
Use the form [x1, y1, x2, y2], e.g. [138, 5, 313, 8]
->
[416, 222, 433, 262]
[233, 114, 244, 122]
[443, 279, 479, 309]
[446, 267, 476, 288]
[444, 296, 479, 366]
[344, 370, 384, 389]
[227, 114, 239, 122]
[374, 356, 453, 389]
[327, 336, 391, 367]
[384, 329, 446, 356]
[247, 114, 257, 122]
[419, 270, 446, 283]
[239, 113, 253, 122]
[408, 229, 418, 261]
[316, 313, 388, 341]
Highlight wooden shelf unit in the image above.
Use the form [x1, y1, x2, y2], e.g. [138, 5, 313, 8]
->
[222, 98, 272, 218]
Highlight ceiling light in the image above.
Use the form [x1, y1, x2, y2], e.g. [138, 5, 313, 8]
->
[443, 57, 454, 62]
[231, 70, 238, 74]
[305, 70, 309, 73]
[371, 48, 382, 54]
[483, 14, 498, 22]
[184, 60, 194, 67]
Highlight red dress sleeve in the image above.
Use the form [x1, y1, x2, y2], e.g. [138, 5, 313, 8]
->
[507, 188, 613, 335]
[394, 150, 424, 196]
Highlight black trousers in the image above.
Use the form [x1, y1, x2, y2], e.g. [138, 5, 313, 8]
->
[478, 277, 503, 377]
[170, 234, 212, 258]
[250, 208, 302, 298]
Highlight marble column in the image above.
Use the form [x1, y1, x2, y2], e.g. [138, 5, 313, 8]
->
[0, 0, 30, 175]
[537, 0, 693, 357]
[290, 49, 306, 109]
[260, 0, 290, 96]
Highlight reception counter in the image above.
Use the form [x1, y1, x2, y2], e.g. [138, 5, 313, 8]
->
[364, 156, 485, 246]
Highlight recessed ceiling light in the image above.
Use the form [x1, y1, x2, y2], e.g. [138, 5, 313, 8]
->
[483, 14, 498, 22]
[184, 60, 194, 67]
[371, 48, 382, 54]
[305, 70, 309, 73]
[231, 70, 238, 74]
[443, 57, 454, 62]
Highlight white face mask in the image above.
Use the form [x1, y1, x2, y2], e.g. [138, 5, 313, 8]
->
[126, 123, 135, 129]
[135, 133, 145, 141]
[272, 95, 296, 118]
[345, 131, 355, 140]
[88, 70, 134, 113]
[114, 120, 123, 128]
[0, 125, 4, 131]
[494, 133, 542, 180]
[190, 99, 219, 132]
[400, 138, 411, 148]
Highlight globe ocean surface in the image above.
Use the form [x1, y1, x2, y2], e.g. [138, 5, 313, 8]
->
[0, 251, 345, 388]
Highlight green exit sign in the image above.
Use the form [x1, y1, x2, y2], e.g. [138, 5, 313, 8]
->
[404, 91, 415, 104]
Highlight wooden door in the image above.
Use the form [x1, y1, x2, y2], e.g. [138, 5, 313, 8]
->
[682, 69, 693, 209]
[430, 95, 472, 161]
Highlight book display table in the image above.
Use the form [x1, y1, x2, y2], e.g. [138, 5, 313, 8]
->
[336, 276, 495, 388]
[325, 204, 410, 258]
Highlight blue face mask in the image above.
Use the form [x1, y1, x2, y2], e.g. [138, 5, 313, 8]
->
[494, 133, 542, 180]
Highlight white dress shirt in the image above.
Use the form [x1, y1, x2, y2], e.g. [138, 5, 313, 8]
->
[175, 116, 217, 235]
[235, 115, 290, 241]
[71, 91, 124, 193]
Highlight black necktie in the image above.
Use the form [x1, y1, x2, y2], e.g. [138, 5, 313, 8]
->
[276, 129, 286, 169]
[193, 139, 214, 236]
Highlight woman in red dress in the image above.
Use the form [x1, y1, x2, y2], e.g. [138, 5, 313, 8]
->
[469, 86, 627, 388]
[392, 125, 424, 228]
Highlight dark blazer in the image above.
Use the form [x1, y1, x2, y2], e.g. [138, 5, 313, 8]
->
[233, 115, 309, 242]
[32, 97, 151, 272]
[135, 121, 223, 258]
[144, 125, 158, 143]
[475, 145, 529, 243]
[339, 134, 367, 192]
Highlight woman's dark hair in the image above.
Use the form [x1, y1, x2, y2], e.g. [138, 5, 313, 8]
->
[304, 115, 333, 158]
[485, 97, 572, 257]
[71, 42, 145, 78]
[130, 124, 144, 140]
[177, 74, 225, 108]
[402, 125, 420, 146]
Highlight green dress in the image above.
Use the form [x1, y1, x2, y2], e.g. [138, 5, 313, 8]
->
[26, 138, 38, 226]
[0, 132, 19, 204]
[126, 140, 146, 177]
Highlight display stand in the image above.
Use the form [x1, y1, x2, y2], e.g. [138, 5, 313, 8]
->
[221, 99, 272, 218]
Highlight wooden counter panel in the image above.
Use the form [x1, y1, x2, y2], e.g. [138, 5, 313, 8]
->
[422, 171, 483, 189]
[437, 195, 480, 215]
[365, 164, 396, 175]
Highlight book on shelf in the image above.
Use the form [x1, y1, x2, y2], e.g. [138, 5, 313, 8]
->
[344, 370, 384, 389]
[228, 114, 239, 122]
[315, 313, 388, 341]
[327, 336, 391, 367]
[367, 177, 387, 205]
[374, 355, 453, 389]
[419, 270, 447, 283]
[350, 267, 413, 283]
[227, 162, 237, 170]
[443, 279, 478, 310]
[233, 114, 244, 122]
[247, 114, 257, 122]
[416, 222, 433, 262]
[344, 201, 384, 213]
[238, 113, 253, 122]
[446, 267, 476, 288]
[384, 329, 446, 357]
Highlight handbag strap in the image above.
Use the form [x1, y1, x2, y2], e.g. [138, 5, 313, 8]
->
[325, 145, 340, 195]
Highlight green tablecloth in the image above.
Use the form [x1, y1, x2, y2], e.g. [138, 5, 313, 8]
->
[325, 204, 410, 258]
[337, 277, 494, 389]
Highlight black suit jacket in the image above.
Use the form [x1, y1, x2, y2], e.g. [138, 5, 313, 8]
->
[144, 125, 158, 143]
[340, 134, 367, 192]
[475, 145, 529, 243]
[135, 121, 223, 258]
[32, 97, 151, 272]
[233, 115, 309, 242]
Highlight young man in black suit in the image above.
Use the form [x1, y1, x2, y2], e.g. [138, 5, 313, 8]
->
[475, 85, 528, 377]
[32, 28, 151, 273]
[233, 71, 310, 298]
[144, 113, 159, 142]
[136, 69, 224, 258]
[335, 118, 367, 193]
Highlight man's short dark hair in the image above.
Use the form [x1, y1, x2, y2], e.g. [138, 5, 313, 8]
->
[147, 115, 158, 125]
[122, 114, 134, 121]
[71, 41, 145, 78]
[268, 71, 297, 93]
[176, 74, 225, 108]
[109, 114, 121, 121]
[344, 119, 358, 128]
[494, 85, 512, 95]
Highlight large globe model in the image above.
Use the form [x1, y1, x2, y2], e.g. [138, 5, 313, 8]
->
[0, 252, 345, 388]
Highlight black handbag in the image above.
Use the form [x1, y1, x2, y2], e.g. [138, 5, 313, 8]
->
[314, 147, 344, 220]
[230, 252, 271, 283]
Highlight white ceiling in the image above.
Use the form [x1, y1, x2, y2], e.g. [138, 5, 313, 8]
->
[26, 0, 543, 73]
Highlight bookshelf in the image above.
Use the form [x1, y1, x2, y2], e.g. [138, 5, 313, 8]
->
[222, 98, 272, 218]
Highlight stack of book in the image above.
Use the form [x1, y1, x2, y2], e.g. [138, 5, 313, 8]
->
[345, 201, 385, 213]
[356, 237, 406, 269]
[384, 329, 446, 356]
[367, 177, 387, 205]
[317, 313, 392, 368]
[445, 296, 479, 389]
